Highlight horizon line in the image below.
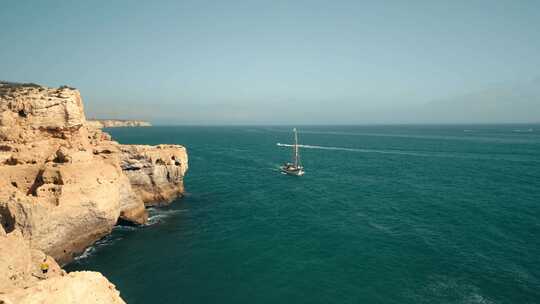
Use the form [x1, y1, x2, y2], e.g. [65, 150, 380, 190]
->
[120, 122, 540, 127]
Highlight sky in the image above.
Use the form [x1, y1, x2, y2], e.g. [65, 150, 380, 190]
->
[1, 0, 539, 124]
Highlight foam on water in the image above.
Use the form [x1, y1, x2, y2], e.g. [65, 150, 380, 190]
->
[146, 208, 186, 226]
[75, 246, 96, 261]
[74, 234, 123, 261]
[74, 210, 185, 262]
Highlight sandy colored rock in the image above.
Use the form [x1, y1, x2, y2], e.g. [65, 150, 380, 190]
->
[0, 271, 126, 304]
[0, 159, 126, 264]
[0, 82, 165, 264]
[0, 229, 62, 293]
[0, 83, 85, 142]
[0, 128, 145, 263]
[0, 81, 188, 303]
[120, 144, 188, 205]
[86, 119, 151, 128]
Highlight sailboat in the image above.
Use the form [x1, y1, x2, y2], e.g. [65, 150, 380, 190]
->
[279, 128, 305, 176]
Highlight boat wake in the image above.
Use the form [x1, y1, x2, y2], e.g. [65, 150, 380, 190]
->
[277, 143, 429, 155]
[276, 143, 539, 162]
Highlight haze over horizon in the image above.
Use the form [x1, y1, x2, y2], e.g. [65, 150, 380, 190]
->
[1, 1, 539, 124]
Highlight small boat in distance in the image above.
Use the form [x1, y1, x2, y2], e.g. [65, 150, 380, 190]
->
[279, 128, 305, 176]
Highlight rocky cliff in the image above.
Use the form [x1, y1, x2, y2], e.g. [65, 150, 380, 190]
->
[0, 81, 188, 303]
[2, 272, 126, 304]
[120, 144, 188, 205]
[0, 227, 62, 293]
[0, 213, 126, 304]
[86, 119, 152, 128]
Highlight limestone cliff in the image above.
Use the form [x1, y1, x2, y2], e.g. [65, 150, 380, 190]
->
[1, 271, 126, 304]
[0, 81, 188, 303]
[120, 144, 188, 206]
[0, 81, 145, 264]
[0, 226, 125, 303]
[0, 227, 62, 293]
[87, 119, 152, 128]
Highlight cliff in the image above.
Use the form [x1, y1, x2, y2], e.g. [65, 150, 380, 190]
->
[0, 226, 125, 304]
[120, 144, 188, 205]
[0, 81, 188, 303]
[2, 272, 126, 304]
[86, 119, 152, 128]
[0, 227, 63, 293]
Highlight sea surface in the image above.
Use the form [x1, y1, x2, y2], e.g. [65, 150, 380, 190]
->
[66, 125, 540, 304]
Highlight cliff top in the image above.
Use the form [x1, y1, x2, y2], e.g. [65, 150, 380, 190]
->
[0, 81, 76, 91]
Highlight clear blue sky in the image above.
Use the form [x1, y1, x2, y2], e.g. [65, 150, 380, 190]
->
[1, 1, 539, 124]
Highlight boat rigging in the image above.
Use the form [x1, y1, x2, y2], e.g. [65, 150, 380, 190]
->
[277, 128, 305, 176]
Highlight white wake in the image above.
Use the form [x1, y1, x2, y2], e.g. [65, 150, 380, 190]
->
[276, 143, 417, 155]
[276, 143, 539, 162]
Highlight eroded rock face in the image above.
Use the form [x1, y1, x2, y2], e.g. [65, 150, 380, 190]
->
[0, 82, 187, 264]
[0, 228, 125, 303]
[0, 126, 143, 264]
[120, 144, 188, 205]
[0, 82, 85, 142]
[0, 160, 125, 264]
[0, 229, 62, 293]
[0, 271, 126, 304]
[0, 81, 187, 303]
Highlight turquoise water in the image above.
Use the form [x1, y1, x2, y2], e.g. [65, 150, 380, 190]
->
[67, 125, 540, 303]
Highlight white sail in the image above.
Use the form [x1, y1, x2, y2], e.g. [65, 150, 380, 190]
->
[278, 128, 305, 176]
[293, 128, 299, 167]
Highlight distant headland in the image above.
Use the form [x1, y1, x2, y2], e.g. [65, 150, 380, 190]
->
[86, 119, 152, 128]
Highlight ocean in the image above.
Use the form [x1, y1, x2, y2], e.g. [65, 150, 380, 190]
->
[66, 125, 540, 304]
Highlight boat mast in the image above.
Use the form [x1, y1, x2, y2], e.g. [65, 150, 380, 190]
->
[293, 128, 299, 167]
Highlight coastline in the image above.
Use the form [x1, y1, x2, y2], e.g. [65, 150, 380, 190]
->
[86, 119, 152, 128]
[0, 81, 187, 303]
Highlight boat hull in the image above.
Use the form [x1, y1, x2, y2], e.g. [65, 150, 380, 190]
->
[280, 166, 305, 176]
